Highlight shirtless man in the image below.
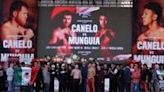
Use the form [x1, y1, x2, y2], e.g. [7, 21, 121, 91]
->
[138, 2, 164, 42]
[1, 1, 34, 41]
[96, 14, 115, 57]
[136, 2, 164, 54]
[49, 12, 76, 56]
[71, 64, 82, 92]
[0, 1, 34, 54]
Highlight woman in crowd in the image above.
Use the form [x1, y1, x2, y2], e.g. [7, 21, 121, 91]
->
[29, 61, 41, 92]
[87, 63, 96, 92]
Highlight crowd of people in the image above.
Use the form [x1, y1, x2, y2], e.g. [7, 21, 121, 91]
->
[0, 57, 164, 92]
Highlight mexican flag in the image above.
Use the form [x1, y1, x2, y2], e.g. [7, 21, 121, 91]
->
[14, 66, 31, 86]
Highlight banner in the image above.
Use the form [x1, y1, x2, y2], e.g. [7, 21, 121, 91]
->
[132, 0, 164, 65]
[37, 2, 132, 61]
[13, 66, 31, 86]
[0, 0, 38, 63]
[21, 67, 31, 85]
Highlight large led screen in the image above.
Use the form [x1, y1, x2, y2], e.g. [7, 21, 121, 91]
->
[37, 6, 132, 61]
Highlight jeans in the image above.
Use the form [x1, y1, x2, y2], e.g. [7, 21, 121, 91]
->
[131, 83, 140, 92]
[7, 81, 14, 92]
[154, 81, 160, 92]
[81, 79, 87, 92]
[20, 85, 30, 92]
[43, 83, 50, 92]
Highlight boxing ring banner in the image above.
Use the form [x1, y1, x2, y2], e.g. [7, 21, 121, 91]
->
[132, 0, 164, 65]
[0, 0, 38, 64]
[37, 3, 132, 62]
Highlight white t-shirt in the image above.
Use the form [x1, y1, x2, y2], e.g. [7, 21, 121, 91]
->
[6, 67, 14, 81]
